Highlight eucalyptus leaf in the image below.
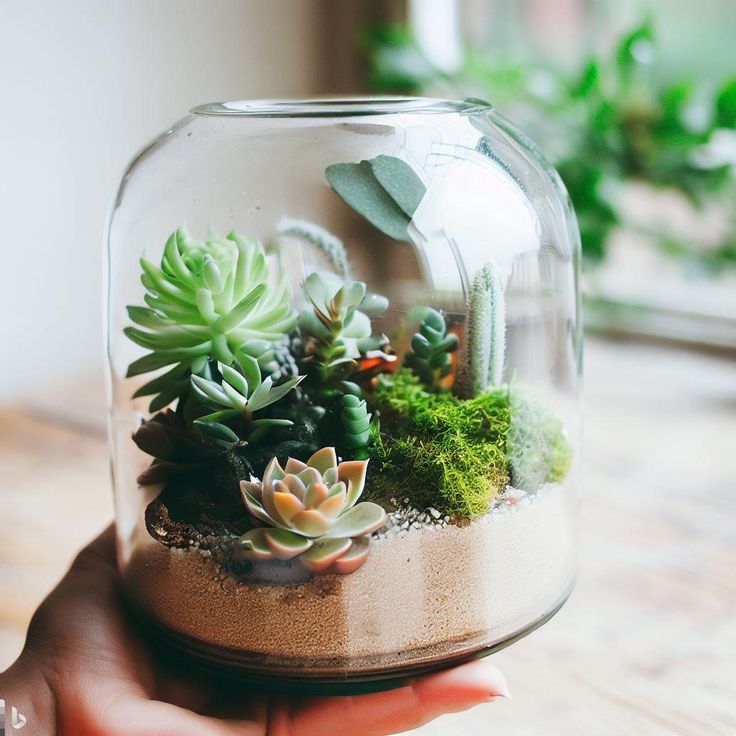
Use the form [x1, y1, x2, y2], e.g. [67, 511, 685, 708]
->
[369, 154, 426, 216]
[326, 160, 413, 242]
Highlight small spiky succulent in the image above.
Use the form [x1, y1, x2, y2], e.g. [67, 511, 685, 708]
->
[190, 357, 303, 443]
[298, 271, 388, 399]
[125, 227, 297, 410]
[404, 308, 458, 390]
[238, 447, 386, 574]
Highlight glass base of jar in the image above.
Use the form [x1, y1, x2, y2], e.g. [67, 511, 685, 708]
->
[123, 581, 574, 695]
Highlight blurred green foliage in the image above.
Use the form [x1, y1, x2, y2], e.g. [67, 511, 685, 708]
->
[364, 19, 736, 270]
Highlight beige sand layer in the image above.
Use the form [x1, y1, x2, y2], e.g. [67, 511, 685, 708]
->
[123, 484, 576, 671]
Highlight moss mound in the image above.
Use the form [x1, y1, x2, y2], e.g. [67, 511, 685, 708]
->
[507, 388, 573, 491]
[366, 372, 511, 519]
[365, 371, 573, 520]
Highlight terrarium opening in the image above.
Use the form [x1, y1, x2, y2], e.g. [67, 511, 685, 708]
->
[190, 96, 493, 118]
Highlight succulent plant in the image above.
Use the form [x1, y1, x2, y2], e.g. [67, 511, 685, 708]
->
[300, 272, 388, 348]
[298, 271, 389, 399]
[238, 447, 386, 574]
[340, 394, 372, 457]
[190, 356, 303, 442]
[125, 227, 297, 410]
[403, 308, 458, 390]
[238, 338, 300, 382]
[456, 261, 506, 398]
[132, 408, 234, 486]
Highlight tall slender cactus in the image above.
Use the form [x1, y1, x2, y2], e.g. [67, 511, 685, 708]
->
[457, 261, 506, 397]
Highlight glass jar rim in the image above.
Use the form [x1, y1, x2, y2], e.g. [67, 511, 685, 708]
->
[190, 96, 492, 118]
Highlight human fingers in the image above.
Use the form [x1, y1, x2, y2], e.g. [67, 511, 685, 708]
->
[268, 659, 509, 736]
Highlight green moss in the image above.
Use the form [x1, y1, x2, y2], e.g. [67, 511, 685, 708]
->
[366, 371, 511, 519]
[506, 388, 573, 491]
[365, 372, 573, 519]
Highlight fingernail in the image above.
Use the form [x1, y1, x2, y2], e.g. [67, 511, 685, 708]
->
[483, 665, 511, 700]
[489, 681, 511, 700]
[469, 660, 511, 700]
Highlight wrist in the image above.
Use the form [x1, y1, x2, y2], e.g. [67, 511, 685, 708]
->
[0, 654, 57, 735]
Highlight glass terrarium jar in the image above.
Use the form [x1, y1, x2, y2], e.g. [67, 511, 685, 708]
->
[106, 97, 581, 691]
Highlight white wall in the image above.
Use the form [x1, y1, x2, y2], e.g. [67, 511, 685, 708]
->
[0, 0, 323, 419]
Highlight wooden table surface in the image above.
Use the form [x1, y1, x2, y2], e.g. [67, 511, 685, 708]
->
[1, 337, 734, 735]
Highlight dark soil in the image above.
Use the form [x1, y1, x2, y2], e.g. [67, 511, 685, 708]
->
[144, 461, 253, 548]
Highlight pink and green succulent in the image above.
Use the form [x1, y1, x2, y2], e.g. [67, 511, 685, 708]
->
[238, 447, 386, 574]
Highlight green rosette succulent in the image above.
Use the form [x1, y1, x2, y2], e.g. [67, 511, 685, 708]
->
[125, 227, 297, 410]
[238, 447, 386, 574]
[189, 357, 304, 443]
